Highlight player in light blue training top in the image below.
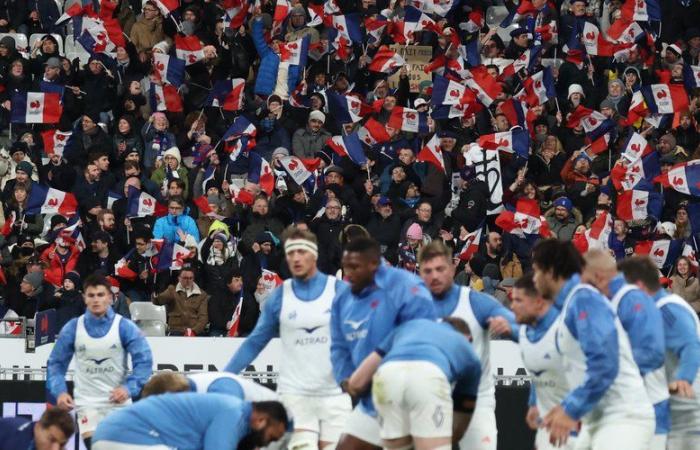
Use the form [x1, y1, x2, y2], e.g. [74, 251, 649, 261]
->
[91, 393, 288, 450]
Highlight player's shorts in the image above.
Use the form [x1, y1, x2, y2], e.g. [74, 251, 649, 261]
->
[93, 443, 171, 450]
[666, 432, 700, 450]
[343, 405, 382, 447]
[77, 407, 121, 436]
[575, 414, 654, 450]
[279, 393, 352, 443]
[458, 406, 497, 450]
[535, 428, 577, 450]
[372, 361, 452, 440]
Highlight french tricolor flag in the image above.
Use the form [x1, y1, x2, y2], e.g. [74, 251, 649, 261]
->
[279, 155, 313, 185]
[358, 118, 391, 146]
[620, 132, 653, 162]
[641, 84, 689, 115]
[501, 46, 541, 78]
[77, 25, 116, 53]
[1, 211, 15, 237]
[388, 107, 429, 134]
[368, 46, 406, 73]
[327, 134, 367, 166]
[331, 13, 363, 43]
[55, 0, 96, 25]
[574, 210, 613, 253]
[272, 0, 291, 33]
[152, 53, 185, 87]
[326, 92, 374, 124]
[115, 252, 138, 281]
[154, 0, 179, 16]
[175, 34, 205, 65]
[223, 115, 257, 141]
[458, 227, 482, 261]
[495, 198, 551, 239]
[581, 110, 616, 142]
[155, 240, 190, 271]
[566, 104, 594, 128]
[616, 186, 663, 221]
[41, 129, 73, 157]
[635, 239, 684, 270]
[247, 152, 274, 196]
[63, 216, 86, 252]
[222, 0, 251, 29]
[620, 0, 661, 22]
[11, 93, 62, 124]
[206, 78, 246, 111]
[516, 67, 556, 106]
[500, 98, 528, 130]
[126, 186, 167, 218]
[396, 6, 438, 44]
[465, 66, 502, 107]
[607, 18, 645, 44]
[653, 160, 700, 196]
[431, 75, 476, 106]
[478, 128, 530, 159]
[227, 290, 245, 337]
[149, 84, 183, 113]
[500, 0, 539, 27]
[611, 152, 659, 191]
[365, 15, 388, 43]
[683, 64, 700, 91]
[416, 134, 445, 172]
[26, 185, 78, 217]
[581, 22, 634, 57]
[279, 36, 310, 66]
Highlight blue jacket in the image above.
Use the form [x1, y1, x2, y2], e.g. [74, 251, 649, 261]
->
[225, 272, 347, 372]
[330, 265, 437, 413]
[47, 308, 153, 400]
[0, 418, 33, 450]
[555, 275, 619, 421]
[93, 393, 252, 450]
[251, 18, 302, 96]
[153, 213, 201, 243]
[652, 289, 700, 383]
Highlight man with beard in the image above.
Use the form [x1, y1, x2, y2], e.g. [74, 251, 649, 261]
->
[92, 394, 288, 450]
[332, 237, 436, 450]
[227, 228, 352, 450]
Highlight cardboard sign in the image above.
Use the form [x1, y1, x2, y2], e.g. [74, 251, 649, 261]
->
[387, 45, 433, 93]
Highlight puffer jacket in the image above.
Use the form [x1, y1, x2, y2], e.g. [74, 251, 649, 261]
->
[40, 245, 81, 287]
[153, 283, 209, 334]
[251, 17, 301, 96]
[153, 213, 201, 242]
[291, 126, 332, 158]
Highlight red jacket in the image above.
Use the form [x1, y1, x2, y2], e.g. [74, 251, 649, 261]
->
[40, 244, 80, 287]
[560, 158, 589, 187]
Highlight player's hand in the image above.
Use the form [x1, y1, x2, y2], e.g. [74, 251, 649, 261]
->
[543, 405, 577, 447]
[670, 380, 695, 398]
[487, 316, 511, 337]
[110, 386, 130, 403]
[57, 393, 75, 410]
[525, 405, 540, 430]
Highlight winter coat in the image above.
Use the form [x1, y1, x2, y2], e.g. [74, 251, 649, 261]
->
[150, 165, 189, 198]
[366, 212, 402, 264]
[153, 214, 201, 243]
[291, 127, 332, 159]
[42, 288, 84, 332]
[251, 17, 302, 96]
[452, 180, 490, 232]
[670, 275, 700, 313]
[311, 215, 345, 274]
[141, 125, 177, 173]
[40, 245, 81, 287]
[240, 212, 284, 250]
[208, 288, 259, 336]
[153, 283, 209, 335]
[130, 16, 167, 53]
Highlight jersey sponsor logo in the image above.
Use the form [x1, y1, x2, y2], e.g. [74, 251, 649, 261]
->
[300, 325, 324, 334]
[294, 336, 329, 346]
[84, 366, 117, 375]
[88, 357, 110, 365]
[531, 369, 545, 376]
[344, 317, 369, 330]
[533, 378, 557, 388]
[432, 405, 444, 428]
[344, 317, 370, 341]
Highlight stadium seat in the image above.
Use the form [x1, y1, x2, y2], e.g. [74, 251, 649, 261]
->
[137, 320, 167, 337]
[65, 35, 92, 66]
[129, 302, 167, 323]
[29, 33, 64, 56]
[0, 33, 28, 54]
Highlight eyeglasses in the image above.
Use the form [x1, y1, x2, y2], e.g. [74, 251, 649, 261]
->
[143, 7, 157, 11]
[326, 205, 341, 210]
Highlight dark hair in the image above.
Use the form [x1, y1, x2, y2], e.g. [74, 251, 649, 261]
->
[38, 408, 75, 437]
[83, 274, 112, 292]
[252, 401, 289, 425]
[618, 256, 661, 292]
[227, 267, 243, 282]
[168, 179, 186, 190]
[88, 150, 109, 164]
[339, 224, 370, 246]
[133, 228, 152, 242]
[179, 265, 196, 276]
[443, 316, 471, 338]
[514, 272, 538, 298]
[282, 227, 318, 245]
[168, 196, 185, 207]
[123, 161, 140, 172]
[343, 237, 381, 262]
[531, 239, 583, 280]
[418, 240, 453, 264]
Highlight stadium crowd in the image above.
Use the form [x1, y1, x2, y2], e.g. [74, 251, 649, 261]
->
[0, 0, 700, 339]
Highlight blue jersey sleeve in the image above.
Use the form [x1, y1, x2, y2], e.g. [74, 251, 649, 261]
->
[561, 291, 619, 420]
[207, 378, 245, 398]
[395, 276, 437, 324]
[470, 290, 520, 337]
[661, 303, 700, 383]
[616, 292, 665, 376]
[528, 385, 537, 407]
[453, 348, 482, 398]
[225, 288, 282, 373]
[46, 318, 78, 399]
[330, 283, 355, 383]
[376, 328, 398, 356]
[203, 407, 248, 450]
[119, 319, 154, 398]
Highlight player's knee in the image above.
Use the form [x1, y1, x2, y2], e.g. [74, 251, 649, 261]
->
[383, 444, 413, 450]
[289, 431, 319, 450]
[431, 445, 451, 450]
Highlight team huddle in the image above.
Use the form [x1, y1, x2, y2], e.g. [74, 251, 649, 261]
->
[4, 231, 700, 450]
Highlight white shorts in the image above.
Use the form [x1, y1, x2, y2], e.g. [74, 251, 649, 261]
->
[458, 406, 497, 450]
[343, 406, 382, 447]
[372, 361, 452, 440]
[279, 393, 352, 443]
[535, 428, 577, 450]
[667, 432, 700, 450]
[575, 416, 654, 450]
[77, 407, 119, 436]
[93, 443, 170, 450]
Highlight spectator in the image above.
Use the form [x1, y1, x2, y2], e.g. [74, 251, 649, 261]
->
[546, 197, 580, 241]
[208, 269, 259, 337]
[129, 1, 166, 53]
[452, 165, 489, 233]
[11, 270, 52, 318]
[151, 147, 189, 198]
[153, 267, 209, 336]
[76, 231, 120, 277]
[670, 256, 700, 314]
[240, 231, 283, 289]
[40, 230, 80, 287]
[43, 271, 84, 332]
[366, 196, 402, 264]
[153, 197, 200, 244]
[291, 111, 331, 159]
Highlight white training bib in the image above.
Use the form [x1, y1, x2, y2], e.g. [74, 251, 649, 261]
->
[451, 287, 495, 409]
[279, 275, 341, 396]
[74, 315, 130, 408]
[187, 372, 278, 401]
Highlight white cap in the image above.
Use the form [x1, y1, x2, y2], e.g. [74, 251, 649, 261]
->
[414, 98, 428, 108]
[309, 110, 326, 124]
[568, 84, 585, 99]
[656, 221, 677, 238]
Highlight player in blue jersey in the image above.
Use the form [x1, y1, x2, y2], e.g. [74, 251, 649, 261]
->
[620, 256, 700, 450]
[346, 318, 481, 450]
[417, 240, 518, 450]
[582, 249, 668, 450]
[141, 371, 278, 401]
[511, 273, 575, 450]
[46, 274, 153, 449]
[225, 228, 351, 450]
[92, 393, 288, 450]
[0, 408, 75, 450]
[532, 240, 654, 450]
[331, 237, 437, 450]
